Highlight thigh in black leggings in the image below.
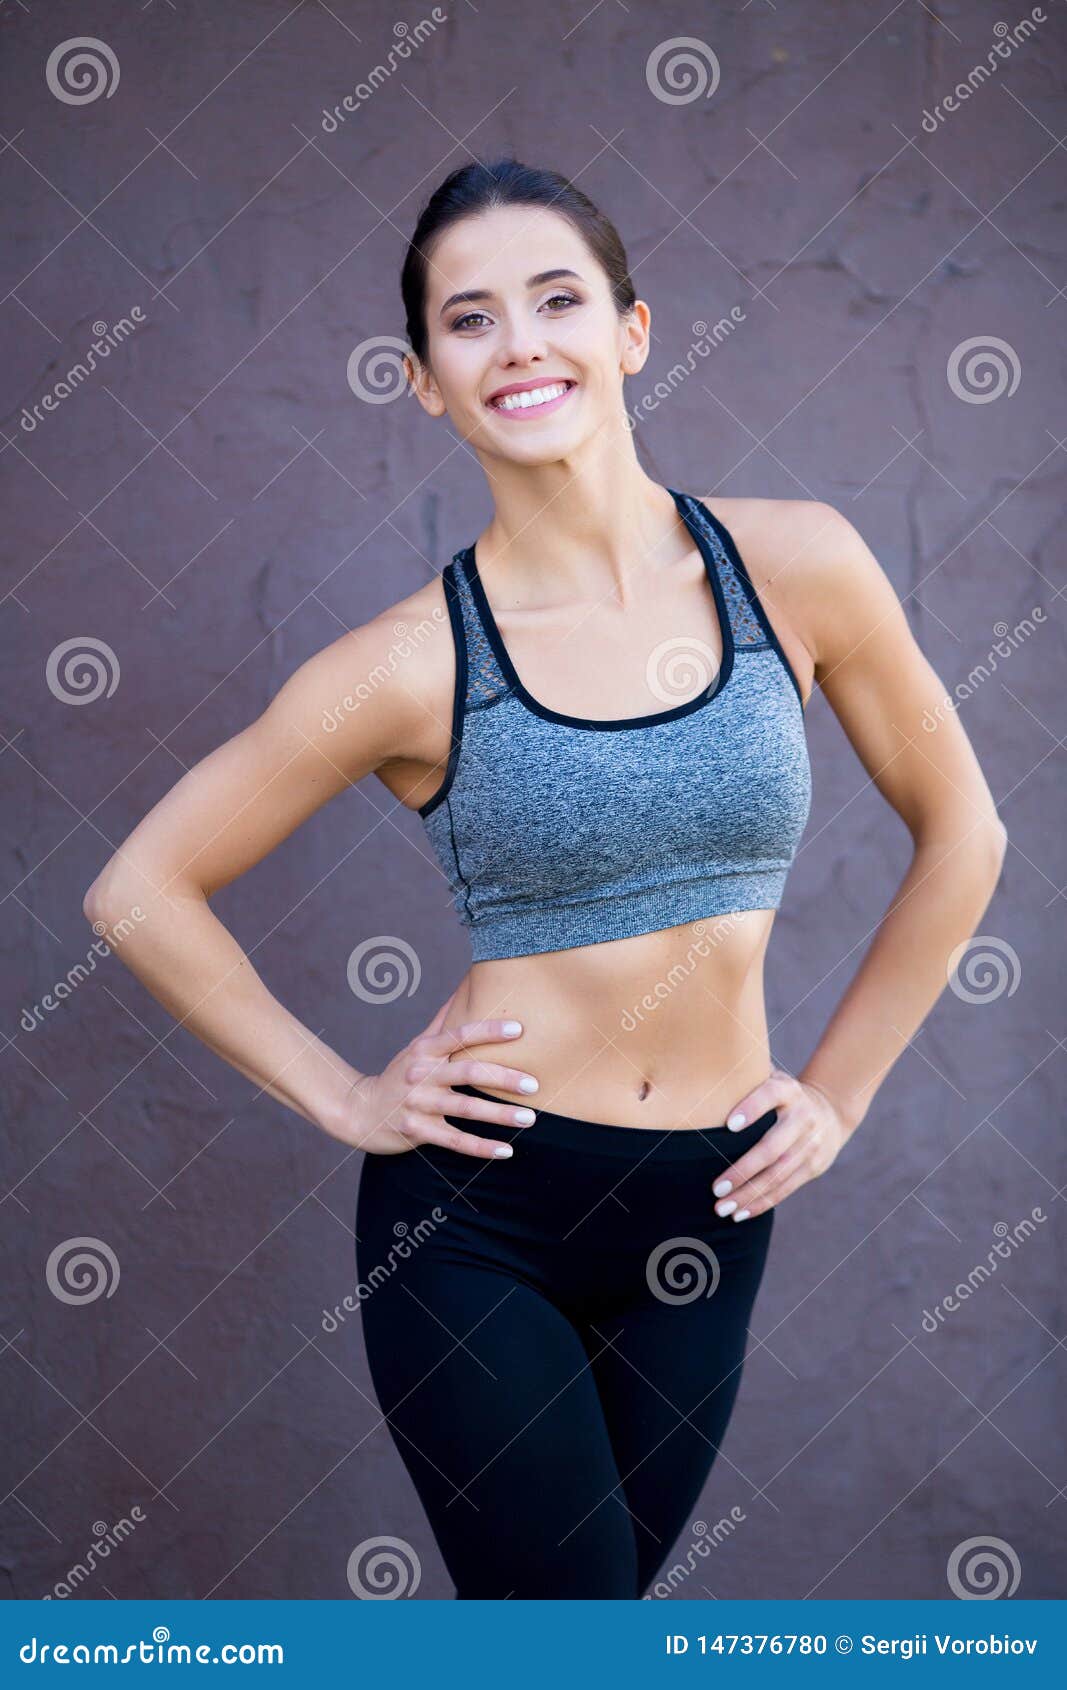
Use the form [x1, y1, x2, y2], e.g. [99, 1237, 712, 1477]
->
[354, 1081, 777, 1599]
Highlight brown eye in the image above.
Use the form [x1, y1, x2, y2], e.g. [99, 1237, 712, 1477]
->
[451, 310, 491, 332]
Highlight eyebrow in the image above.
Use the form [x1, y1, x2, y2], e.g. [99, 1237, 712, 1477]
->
[438, 269, 584, 318]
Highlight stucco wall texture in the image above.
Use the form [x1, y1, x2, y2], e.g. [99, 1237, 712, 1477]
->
[2, 0, 1064, 1602]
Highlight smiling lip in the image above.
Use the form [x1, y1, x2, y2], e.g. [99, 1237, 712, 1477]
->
[485, 378, 577, 419]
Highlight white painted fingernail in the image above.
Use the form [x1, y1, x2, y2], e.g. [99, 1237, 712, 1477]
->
[518, 1075, 539, 1092]
[503, 1021, 522, 1035]
[515, 1108, 536, 1124]
[493, 1145, 513, 1158]
[726, 1112, 747, 1131]
[732, 1208, 750, 1222]
[712, 1178, 732, 1197]
[716, 1198, 737, 1216]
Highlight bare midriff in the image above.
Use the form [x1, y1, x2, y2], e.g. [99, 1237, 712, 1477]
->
[444, 909, 777, 1130]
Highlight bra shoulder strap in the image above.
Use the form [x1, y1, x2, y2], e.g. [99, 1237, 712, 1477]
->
[683, 492, 806, 706]
[449, 547, 513, 711]
[681, 493, 771, 650]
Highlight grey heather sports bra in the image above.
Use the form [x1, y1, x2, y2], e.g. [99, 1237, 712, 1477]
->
[418, 487, 812, 962]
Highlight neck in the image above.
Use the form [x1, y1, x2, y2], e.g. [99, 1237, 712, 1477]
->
[473, 439, 690, 607]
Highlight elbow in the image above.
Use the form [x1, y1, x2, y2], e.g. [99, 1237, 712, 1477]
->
[82, 861, 133, 927]
[987, 816, 1008, 880]
[83, 876, 107, 925]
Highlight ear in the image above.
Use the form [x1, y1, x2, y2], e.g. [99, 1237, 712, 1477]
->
[405, 351, 447, 417]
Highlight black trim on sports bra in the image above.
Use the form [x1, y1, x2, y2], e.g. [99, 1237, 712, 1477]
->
[694, 500, 808, 711]
[460, 486, 736, 732]
[417, 560, 466, 819]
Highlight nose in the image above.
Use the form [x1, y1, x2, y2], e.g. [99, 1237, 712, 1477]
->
[496, 309, 550, 368]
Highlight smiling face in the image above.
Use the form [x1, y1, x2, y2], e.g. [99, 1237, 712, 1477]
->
[407, 203, 650, 465]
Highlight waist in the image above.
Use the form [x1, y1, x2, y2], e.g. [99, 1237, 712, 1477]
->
[447, 920, 773, 1129]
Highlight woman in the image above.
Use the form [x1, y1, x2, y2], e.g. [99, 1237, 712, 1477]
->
[84, 158, 1007, 1600]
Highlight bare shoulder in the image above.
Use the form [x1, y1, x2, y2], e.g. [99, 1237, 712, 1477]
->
[265, 571, 455, 785]
[699, 495, 900, 681]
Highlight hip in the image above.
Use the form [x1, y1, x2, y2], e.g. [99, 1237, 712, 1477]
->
[356, 1083, 779, 1307]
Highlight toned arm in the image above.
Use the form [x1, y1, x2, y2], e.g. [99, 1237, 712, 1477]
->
[83, 604, 444, 1141]
[774, 501, 1008, 1129]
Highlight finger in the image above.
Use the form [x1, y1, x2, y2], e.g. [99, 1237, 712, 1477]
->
[721, 1068, 800, 1133]
[419, 1016, 525, 1058]
[711, 1111, 804, 1209]
[408, 1114, 525, 1160]
[422, 1083, 537, 1130]
[408, 1052, 539, 1099]
[722, 1135, 814, 1214]
[732, 1164, 813, 1220]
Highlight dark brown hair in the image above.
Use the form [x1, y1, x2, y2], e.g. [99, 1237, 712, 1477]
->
[400, 156, 637, 368]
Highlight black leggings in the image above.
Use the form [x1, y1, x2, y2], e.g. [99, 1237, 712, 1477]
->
[354, 1080, 777, 1599]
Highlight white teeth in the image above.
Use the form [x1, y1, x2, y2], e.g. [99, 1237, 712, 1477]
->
[492, 381, 571, 411]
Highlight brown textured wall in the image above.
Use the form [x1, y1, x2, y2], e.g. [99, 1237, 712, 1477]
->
[2, 0, 1064, 1600]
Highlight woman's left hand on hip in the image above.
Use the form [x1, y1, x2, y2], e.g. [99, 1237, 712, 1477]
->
[710, 1065, 851, 1221]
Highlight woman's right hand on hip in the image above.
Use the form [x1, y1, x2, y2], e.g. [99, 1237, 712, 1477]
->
[337, 995, 540, 1157]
